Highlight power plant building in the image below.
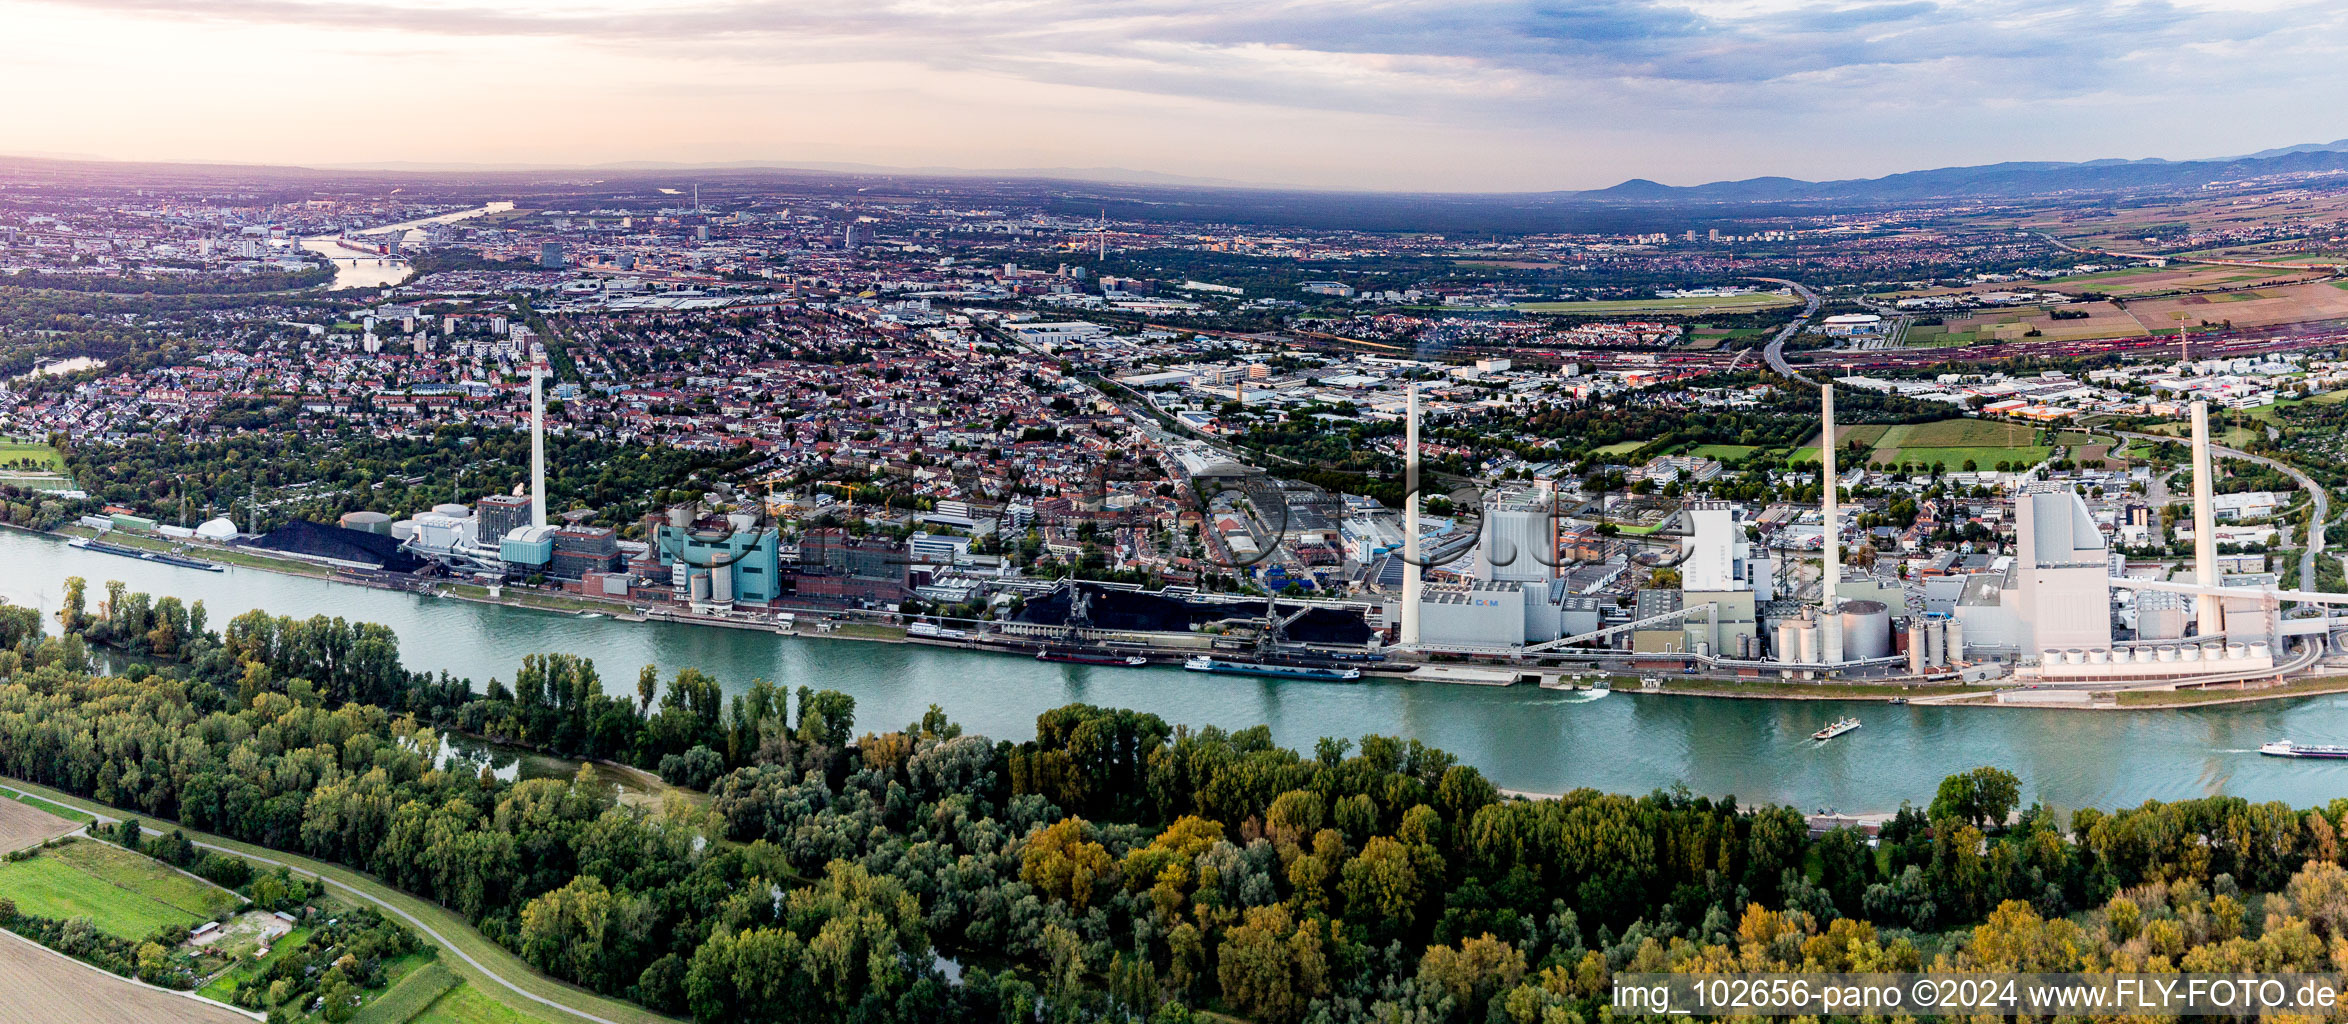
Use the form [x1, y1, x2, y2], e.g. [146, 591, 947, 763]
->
[1956, 484, 2112, 659]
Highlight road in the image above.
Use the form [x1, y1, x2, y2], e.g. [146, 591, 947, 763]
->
[2112, 428, 2330, 595]
[1752, 277, 1822, 380]
[0, 780, 676, 1024]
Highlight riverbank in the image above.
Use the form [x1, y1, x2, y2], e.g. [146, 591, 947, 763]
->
[18, 524, 2348, 714]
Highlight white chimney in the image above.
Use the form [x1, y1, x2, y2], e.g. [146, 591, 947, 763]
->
[530, 356, 548, 529]
[1820, 383, 1840, 614]
[2190, 400, 2221, 634]
[1400, 382, 1422, 647]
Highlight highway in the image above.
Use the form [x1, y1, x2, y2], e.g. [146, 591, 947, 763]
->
[1753, 277, 1821, 380]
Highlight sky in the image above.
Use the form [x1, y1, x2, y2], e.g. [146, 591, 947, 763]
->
[5, 0, 2346, 192]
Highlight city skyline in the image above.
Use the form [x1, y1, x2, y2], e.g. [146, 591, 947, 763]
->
[6, 0, 2346, 191]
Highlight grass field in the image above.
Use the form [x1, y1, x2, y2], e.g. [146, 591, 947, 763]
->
[1590, 440, 1649, 458]
[355, 960, 462, 1024]
[47, 838, 239, 918]
[1515, 293, 1798, 314]
[1789, 419, 2052, 468]
[414, 981, 555, 1024]
[0, 844, 202, 938]
[0, 441, 63, 472]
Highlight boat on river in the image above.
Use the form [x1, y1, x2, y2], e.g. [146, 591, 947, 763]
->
[1184, 656, 1361, 682]
[2260, 740, 2348, 759]
[1811, 717, 1861, 742]
[1038, 649, 1149, 667]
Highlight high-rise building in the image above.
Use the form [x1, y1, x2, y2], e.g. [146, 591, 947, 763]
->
[539, 242, 565, 269]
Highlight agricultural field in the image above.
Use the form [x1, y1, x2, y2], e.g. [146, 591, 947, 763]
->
[0, 795, 83, 854]
[1790, 418, 2052, 469]
[411, 980, 555, 1024]
[1514, 292, 1798, 314]
[352, 959, 459, 1024]
[0, 930, 252, 1024]
[0, 838, 233, 939]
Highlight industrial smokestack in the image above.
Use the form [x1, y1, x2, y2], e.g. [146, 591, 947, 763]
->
[1819, 383, 1845, 664]
[1820, 383, 1839, 613]
[530, 355, 548, 529]
[1401, 382, 1422, 646]
[2190, 400, 2221, 634]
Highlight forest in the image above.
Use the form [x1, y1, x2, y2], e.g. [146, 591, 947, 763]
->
[9, 585, 2348, 1023]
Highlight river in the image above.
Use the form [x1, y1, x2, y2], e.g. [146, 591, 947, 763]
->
[4, 527, 2345, 813]
[302, 202, 517, 291]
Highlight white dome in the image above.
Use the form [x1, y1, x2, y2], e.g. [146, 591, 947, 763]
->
[194, 517, 239, 541]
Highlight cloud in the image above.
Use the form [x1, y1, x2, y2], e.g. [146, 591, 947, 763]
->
[13, 0, 2348, 185]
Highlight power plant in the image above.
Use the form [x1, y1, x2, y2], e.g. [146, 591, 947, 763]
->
[1387, 383, 2345, 691]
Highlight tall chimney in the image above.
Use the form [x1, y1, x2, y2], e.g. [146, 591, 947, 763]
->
[1400, 382, 1422, 646]
[2190, 400, 2221, 634]
[1820, 383, 1840, 613]
[530, 355, 548, 529]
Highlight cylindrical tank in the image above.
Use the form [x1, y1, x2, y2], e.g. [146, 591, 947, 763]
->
[1696, 641, 1711, 659]
[2250, 641, 2273, 660]
[1944, 618, 1964, 665]
[340, 510, 392, 535]
[1837, 600, 1893, 661]
[711, 565, 734, 603]
[2062, 649, 2084, 665]
[2225, 642, 2247, 661]
[433, 503, 470, 518]
[2133, 647, 2155, 664]
[1797, 623, 1820, 665]
[2181, 644, 2202, 662]
[2157, 645, 2179, 662]
[689, 572, 711, 602]
[2087, 649, 2110, 665]
[1777, 620, 1802, 664]
[1908, 622, 1927, 675]
[391, 520, 417, 542]
[1924, 620, 1944, 667]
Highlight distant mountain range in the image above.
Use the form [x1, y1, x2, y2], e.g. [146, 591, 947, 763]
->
[1556, 143, 2348, 205]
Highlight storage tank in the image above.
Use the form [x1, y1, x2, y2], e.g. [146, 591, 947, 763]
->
[1696, 641, 1711, 659]
[1796, 623, 1820, 665]
[340, 510, 392, 535]
[432, 503, 471, 518]
[1923, 619, 1944, 667]
[2087, 649, 2109, 665]
[1908, 621, 1928, 675]
[2157, 645, 2179, 662]
[711, 565, 735, 604]
[2181, 644, 2203, 662]
[1944, 618, 1964, 665]
[2225, 642, 2247, 662]
[391, 520, 417, 542]
[2250, 641, 2273, 660]
[689, 572, 712, 602]
[1837, 600, 1893, 661]
[1777, 620, 1803, 664]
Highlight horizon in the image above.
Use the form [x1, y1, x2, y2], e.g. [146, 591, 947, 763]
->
[7, 0, 2347, 192]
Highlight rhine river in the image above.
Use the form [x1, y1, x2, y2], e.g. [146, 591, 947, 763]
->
[6, 528, 2347, 813]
